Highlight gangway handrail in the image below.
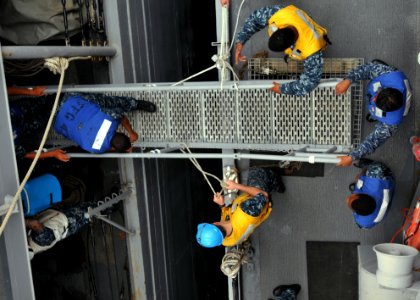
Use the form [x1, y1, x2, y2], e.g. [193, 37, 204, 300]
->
[41, 78, 343, 92]
[66, 151, 342, 164]
[1, 46, 117, 60]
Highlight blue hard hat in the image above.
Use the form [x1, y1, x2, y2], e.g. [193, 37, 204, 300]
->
[196, 223, 224, 248]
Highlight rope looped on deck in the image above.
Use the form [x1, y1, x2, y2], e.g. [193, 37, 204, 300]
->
[220, 240, 253, 278]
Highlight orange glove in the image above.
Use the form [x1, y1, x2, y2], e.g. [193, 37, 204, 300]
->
[270, 82, 281, 94]
[337, 155, 353, 167]
[335, 79, 351, 95]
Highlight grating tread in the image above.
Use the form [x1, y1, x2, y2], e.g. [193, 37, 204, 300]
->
[248, 57, 364, 148]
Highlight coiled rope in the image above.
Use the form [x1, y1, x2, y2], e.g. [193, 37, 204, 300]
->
[0, 56, 91, 237]
[220, 240, 253, 278]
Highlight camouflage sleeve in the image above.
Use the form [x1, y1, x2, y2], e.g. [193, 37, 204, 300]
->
[235, 5, 285, 45]
[350, 122, 398, 160]
[280, 51, 323, 96]
[240, 193, 268, 217]
[346, 62, 396, 83]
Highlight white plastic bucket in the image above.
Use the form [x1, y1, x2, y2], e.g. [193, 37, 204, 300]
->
[373, 243, 418, 288]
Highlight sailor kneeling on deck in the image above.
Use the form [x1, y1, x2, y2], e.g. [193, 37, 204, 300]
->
[196, 168, 284, 248]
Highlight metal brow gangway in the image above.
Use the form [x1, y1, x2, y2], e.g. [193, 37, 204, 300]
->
[47, 79, 360, 163]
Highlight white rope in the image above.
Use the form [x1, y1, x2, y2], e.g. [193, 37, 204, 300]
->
[171, 65, 217, 87]
[0, 56, 91, 237]
[221, 250, 243, 278]
[44, 56, 91, 74]
[171, 1, 247, 89]
[44, 57, 70, 75]
[179, 144, 225, 195]
[228, 0, 246, 52]
[220, 241, 253, 278]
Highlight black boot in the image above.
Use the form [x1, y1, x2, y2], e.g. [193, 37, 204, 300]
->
[272, 284, 301, 297]
[366, 113, 376, 123]
[353, 158, 374, 169]
[137, 100, 156, 112]
[371, 59, 396, 70]
[277, 174, 286, 194]
[371, 59, 389, 66]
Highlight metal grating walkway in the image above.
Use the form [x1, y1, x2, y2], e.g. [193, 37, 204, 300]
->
[248, 57, 364, 147]
[247, 58, 364, 80]
[47, 80, 354, 153]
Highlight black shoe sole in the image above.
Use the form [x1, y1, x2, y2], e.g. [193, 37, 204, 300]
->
[273, 284, 301, 297]
[266, 167, 285, 193]
[353, 158, 374, 169]
[372, 59, 389, 66]
[137, 100, 157, 112]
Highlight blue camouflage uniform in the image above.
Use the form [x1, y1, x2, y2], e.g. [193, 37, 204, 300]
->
[345, 62, 399, 160]
[240, 168, 280, 217]
[235, 5, 324, 96]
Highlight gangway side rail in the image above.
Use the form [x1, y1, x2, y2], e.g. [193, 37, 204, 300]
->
[1, 46, 117, 60]
[66, 151, 341, 164]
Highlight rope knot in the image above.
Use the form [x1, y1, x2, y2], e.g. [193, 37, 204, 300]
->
[212, 54, 229, 70]
[44, 57, 70, 75]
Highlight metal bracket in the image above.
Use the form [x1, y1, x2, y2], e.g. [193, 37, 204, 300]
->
[148, 147, 179, 154]
[223, 166, 239, 206]
[0, 195, 19, 217]
[84, 187, 135, 234]
[211, 42, 230, 47]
